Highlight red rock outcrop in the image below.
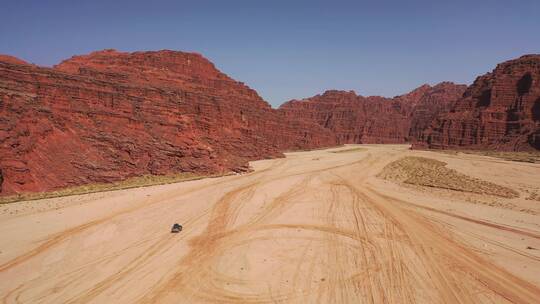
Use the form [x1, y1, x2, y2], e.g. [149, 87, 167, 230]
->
[0, 50, 337, 195]
[402, 82, 467, 139]
[280, 91, 408, 143]
[415, 55, 540, 151]
[279, 83, 466, 144]
[0, 55, 29, 66]
[2, 49, 536, 196]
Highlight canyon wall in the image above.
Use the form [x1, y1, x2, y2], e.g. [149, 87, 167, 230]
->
[0, 50, 336, 195]
[279, 82, 466, 144]
[414, 55, 540, 151]
[1, 50, 538, 196]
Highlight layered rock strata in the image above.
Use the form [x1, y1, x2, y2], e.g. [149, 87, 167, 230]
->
[279, 83, 466, 144]
[0, 50, 336, 195]
[415, 55, 540, 151]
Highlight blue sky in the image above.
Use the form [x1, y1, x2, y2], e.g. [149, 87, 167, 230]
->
[1, 0, 539, 107]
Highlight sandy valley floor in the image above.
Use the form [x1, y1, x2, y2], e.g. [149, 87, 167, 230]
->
[0, 145, 539, 303]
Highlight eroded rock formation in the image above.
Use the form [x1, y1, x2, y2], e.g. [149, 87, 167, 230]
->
[400, 82, 468, 140]
[0, 50, 336, 195]
[278, 83, 466, 144]
[415, 55, 540, 151]
[1, 50, 537, 196]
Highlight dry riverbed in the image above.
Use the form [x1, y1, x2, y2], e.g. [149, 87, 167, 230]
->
[0, 145, 539, 303]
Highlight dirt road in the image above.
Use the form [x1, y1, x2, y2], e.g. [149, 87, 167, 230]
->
[1, 145, 539, 303]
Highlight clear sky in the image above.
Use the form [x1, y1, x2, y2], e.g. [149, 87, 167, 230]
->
[1, 0, 539, 107]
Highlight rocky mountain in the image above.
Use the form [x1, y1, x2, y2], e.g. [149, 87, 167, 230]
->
[1, 50, 537, 196]
[278, 82, 466, 144]
[414, 55, 540, 151]
[399, 82, 468, 139]
[0, 50, 336, 195]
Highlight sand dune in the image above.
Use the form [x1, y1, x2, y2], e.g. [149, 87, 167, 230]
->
[1, 145, 539, 303]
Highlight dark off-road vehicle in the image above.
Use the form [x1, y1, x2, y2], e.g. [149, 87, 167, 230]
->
[171, 223, 183, 233]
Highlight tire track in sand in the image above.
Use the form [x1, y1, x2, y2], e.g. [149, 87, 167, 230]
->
[338, 176, 540, 303]
[0, 159, 288, 275]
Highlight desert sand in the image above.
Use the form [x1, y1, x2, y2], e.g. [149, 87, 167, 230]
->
[0, 145, 539, 303]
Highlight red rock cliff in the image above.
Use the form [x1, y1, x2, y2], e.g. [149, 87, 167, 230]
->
[415, 55, 540, 151]
[279, 83, 466, 144]
[402, 82, 467, 140]
[2, 50, 536, 196]
[0, 50, 337, 195]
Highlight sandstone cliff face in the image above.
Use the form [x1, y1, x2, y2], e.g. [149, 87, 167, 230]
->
[402, 82, 468, 139]
[415, 55, 540, 151]
[0, 50, 337, 195]
[2, 50, 537, 196]
[279, 83, 466, 144]
[0, 55, 29, 65]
